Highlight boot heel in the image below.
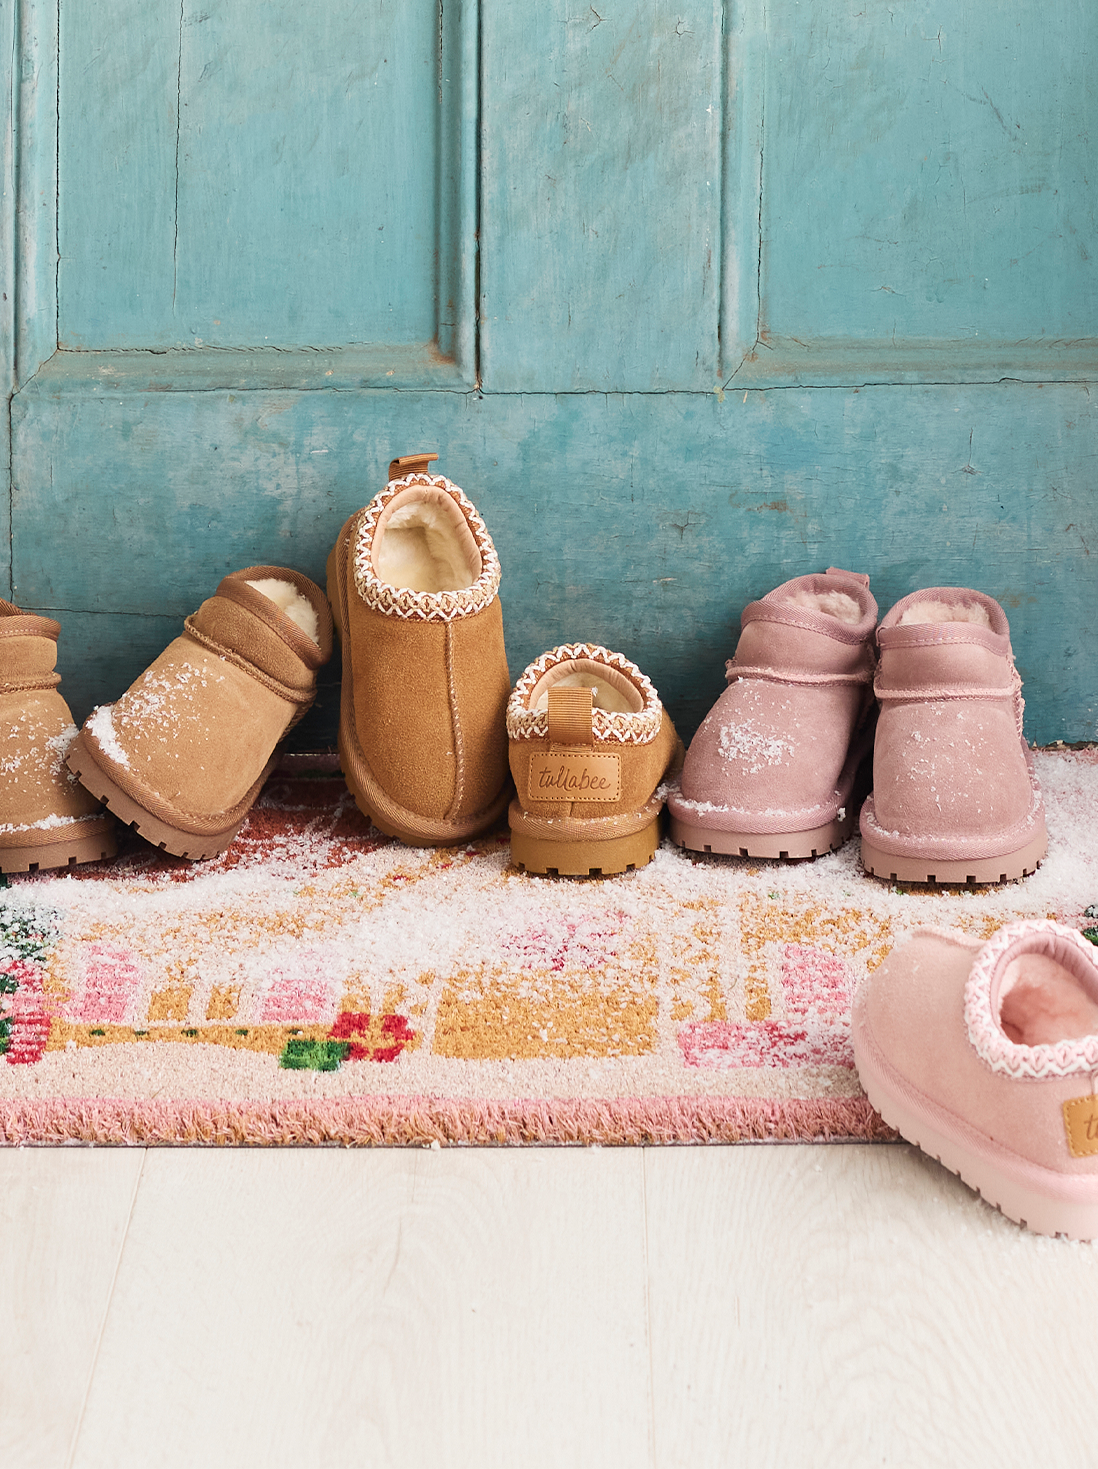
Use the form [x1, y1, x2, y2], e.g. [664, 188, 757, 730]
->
[510, 819, 659, 877]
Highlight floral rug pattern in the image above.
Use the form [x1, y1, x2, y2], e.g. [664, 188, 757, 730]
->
[0, 750, 1093, 1145]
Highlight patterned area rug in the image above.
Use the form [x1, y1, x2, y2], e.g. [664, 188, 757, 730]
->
[0, 750, 1094, 1146]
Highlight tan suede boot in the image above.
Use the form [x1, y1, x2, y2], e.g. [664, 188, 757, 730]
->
[67, 568, 333, 860]
[326, 454, 512, 846]
[0, 603, 115, 873]
[507, 643, 684, 876]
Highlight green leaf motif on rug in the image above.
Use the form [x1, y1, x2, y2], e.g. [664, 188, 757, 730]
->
[279, 1038, 352, 1072]
[0, 905, 60, 1060]
[0, 906, 61, 967]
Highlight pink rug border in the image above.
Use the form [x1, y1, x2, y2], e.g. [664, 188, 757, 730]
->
[0, 1095, 896, 1147]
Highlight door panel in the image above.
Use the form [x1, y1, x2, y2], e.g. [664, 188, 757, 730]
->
[61, 0, 443, 350]
[5, 0, 1097, 755]
[11, 381, 1096, 744]
[761, 0, 1097, 346]
[480, 0, 724, 391]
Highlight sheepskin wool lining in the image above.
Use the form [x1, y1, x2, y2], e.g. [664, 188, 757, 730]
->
[353, 474, 501, 623]
[374, 498, 479, 594]
[786, 589, 864, 625]
[246, 579, 320, 646]
[898, 599, 993, 628]
[531, 664, 641, 716]
[999, 953, 1098, 1046]
[964, 921, 1098, 1078]
[507, 644, 663, 744]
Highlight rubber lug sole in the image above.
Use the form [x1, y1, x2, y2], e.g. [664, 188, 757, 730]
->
[854, 1038, 1098, 1242]
[668, 808, 855, 862]
[510, 820, 659, 877]
[860, 829, 1047, 886]
[67, 737, 252, 861]
[0, 823, 117, 874]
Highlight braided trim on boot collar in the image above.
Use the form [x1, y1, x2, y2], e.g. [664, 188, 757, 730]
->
[507, 643, 663, 745]
[352, 474, 502, 623]
[964, 921, 1098, 1079]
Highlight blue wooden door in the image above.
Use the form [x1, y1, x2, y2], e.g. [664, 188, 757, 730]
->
[3, 0, 1095, 747]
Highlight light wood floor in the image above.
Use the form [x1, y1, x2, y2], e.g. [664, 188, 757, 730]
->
[3, 1142, 1094, 1469]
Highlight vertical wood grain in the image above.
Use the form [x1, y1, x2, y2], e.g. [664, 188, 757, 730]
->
[13, 0, 57, 386]
[0, 1148, 144, 1469]
[58, 0, 180, 350]
[480, 0, 723, 392]
[719, 0, 764, 380]
[761, 0, 1098, 346]
[437, 0, 478, 376]
[1, 0, 15, 396]
[59, 0, 450, 352]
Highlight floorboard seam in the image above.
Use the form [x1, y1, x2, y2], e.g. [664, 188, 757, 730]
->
[641, 1150, 658, 1469]
[64, 1149, 147, 1469]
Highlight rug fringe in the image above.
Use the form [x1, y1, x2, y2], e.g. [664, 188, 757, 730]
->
[0, 1096, 896, 1147]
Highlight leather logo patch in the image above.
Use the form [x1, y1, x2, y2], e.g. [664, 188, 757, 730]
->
[528, 753, 621, 802]
[1063, 1095, 1098, 1158]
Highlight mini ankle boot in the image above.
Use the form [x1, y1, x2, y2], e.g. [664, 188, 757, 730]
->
[0, 603, 115, 873]
[667, 568, 878, 859]
[853, 920, 1098, 1239]
[67, 568, 332, 860]
[859, 587, 1046, 884]
[326, 453, 512, 847]
[507, 643, 683, 876]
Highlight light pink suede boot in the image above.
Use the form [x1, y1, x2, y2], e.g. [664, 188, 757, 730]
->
[859, 587, 1046, 884]
[853, 920, 1098, 1240]
[666, 568, 877, 859]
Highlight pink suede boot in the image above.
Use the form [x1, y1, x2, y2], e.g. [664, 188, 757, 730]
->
[859, 588, 1046, 884]
[666, 568, 877, 859]
[853, 920, 1098, 1240]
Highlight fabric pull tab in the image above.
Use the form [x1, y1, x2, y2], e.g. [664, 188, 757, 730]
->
[547, 685, 594, 746]
[388, 452, 439, 481]
[1063, 1093, 1098, 1158]
[825, 567, 870, 588]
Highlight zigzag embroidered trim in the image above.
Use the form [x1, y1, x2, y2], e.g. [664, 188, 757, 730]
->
[506, 643, 663, 744]
[352, 473, 502, 623]
[964, 920, 1098, 1079]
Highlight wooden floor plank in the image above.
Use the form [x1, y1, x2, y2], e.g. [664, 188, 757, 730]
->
[644, 1143, 1098, 1469]
[0, 1148, 144, 1469]
[69, 1148, 651, 1469]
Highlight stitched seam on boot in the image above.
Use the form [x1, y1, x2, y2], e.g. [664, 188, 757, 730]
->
[0, 673, 62, 693]
[77, 730, 275, 833]
[183, 620, 315, 704]
[443, 620, 466, 824]
[726, 665, 872, 687]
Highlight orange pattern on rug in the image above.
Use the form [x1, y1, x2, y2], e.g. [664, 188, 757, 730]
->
[0, 751, 1094, 1145]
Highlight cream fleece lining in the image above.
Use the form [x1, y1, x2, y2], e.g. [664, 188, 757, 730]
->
[998, 952, 1098, 1046]
[246, 579, 320, 645]
[530, 662, 640, 715]
[898, 599, 992, 628]
[786, 589, 863, 625]
[374, 491, 481, 593]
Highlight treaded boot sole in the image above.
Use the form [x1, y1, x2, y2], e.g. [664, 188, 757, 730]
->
[668, 808, 855, 861]
[860, 829, 1047, 886]
[67, 733, 261, 861]
[0, 821, 117, 875]
[853, 1019, 1098, 1242]
[510, 819, 659, 877]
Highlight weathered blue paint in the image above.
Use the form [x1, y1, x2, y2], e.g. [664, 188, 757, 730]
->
[59, 0, 477, 370]
[762, 0, 1098, 346]
[11, 383, 1097, 746]
[480, 0, 724, 391]
[3, 0, 1096, 763]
